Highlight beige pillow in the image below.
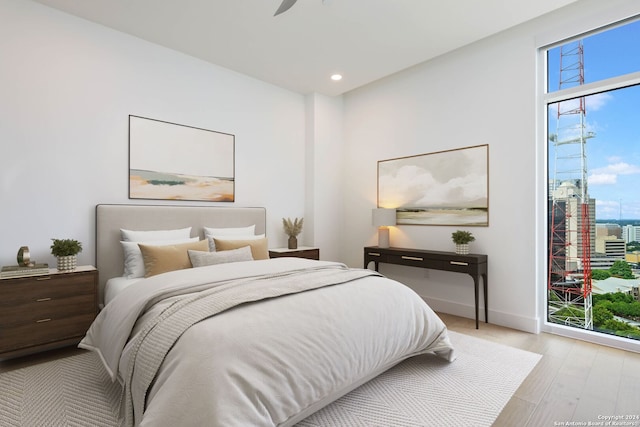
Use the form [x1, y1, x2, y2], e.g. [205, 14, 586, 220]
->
[213, 237, 269, 260]
[121, 237, 199, 278]
[139, 239, 209, 277]
[207, 234, 266, 251]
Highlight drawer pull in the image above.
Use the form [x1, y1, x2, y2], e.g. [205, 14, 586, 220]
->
[402, 256, 423, 261]
[36, 276, 51, 281]
[450, 261, 469, 266]
[36, 298, 52, 302]
[36, 318, 52, 323]
[368, 252, 381, 257]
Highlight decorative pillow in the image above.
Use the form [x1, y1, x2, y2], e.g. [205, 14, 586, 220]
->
[203, 225, 255, 240]
[188, 246, 253, 268]
[139, 239, 209, 278]
[213, 237, 269, 260]
[121, 237, 199, 278]
[207, 234, 266, 251]
[121, 227, 192, 242]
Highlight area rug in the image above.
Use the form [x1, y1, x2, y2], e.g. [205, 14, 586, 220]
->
[0, 331, 541, 427]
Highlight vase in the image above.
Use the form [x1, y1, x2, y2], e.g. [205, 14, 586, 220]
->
[455, 244, 469, 255]
[57, 255, 77, 271]
[288, 236, 298, 250]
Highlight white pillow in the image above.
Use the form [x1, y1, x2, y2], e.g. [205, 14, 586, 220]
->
[203, 225, 255, 240]
[121, 237, 199, 278]
[121, 227, 192, 242]
[207, 234, 265, 252]
[188, 246, 253, 268]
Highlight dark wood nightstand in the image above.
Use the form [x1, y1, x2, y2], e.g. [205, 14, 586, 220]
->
[269, 247, 320, 260]
[0, 266, 98, 360]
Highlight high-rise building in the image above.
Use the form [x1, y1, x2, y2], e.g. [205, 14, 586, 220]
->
[551, 181, 596, 271]
[623, 225, 640, 243]
[596, 223, 622, 239]
[595, 236, 626, 258]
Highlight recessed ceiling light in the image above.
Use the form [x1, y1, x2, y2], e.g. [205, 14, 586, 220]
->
[331, 74, 343, 81]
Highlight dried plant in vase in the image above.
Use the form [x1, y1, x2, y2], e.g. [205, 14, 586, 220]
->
[282, 217, 304, 249]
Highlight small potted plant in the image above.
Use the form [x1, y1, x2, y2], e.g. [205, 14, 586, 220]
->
[50, 238, 83, 271]
[282, 217, 304, 249]
[451, 230, 475, 255]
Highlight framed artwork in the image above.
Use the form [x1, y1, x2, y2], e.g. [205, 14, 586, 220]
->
[129, 115, 235, 202]
[378, 144, 489, 226]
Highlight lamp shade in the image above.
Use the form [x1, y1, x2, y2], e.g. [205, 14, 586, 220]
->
[372, 208, 396, 227]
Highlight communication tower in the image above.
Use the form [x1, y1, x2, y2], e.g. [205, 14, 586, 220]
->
[548, 40, 595, 330]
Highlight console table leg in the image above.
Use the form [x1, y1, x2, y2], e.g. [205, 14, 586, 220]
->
[473, 275, 479, 329]
[483, 273, 488, 324]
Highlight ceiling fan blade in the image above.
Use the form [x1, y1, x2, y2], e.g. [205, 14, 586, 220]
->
[274, 0, 298, 16]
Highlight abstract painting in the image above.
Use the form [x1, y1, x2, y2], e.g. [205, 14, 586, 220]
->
[129, 115, 235, 202]
[378, 144, 488, 226]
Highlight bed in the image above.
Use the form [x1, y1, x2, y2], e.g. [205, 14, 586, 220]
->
[81, 204, 455, 427]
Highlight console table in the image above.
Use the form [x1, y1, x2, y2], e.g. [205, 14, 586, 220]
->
[364, 246, 488, 329]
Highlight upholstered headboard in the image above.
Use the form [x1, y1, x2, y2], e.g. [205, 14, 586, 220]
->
[95, 204, 266, 305]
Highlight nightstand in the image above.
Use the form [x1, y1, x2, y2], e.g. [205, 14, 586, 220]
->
[269, 246, 320, 260]
[0, 265, 98, 360]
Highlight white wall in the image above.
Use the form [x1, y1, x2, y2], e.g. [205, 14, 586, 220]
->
[0, 0, 308, 268]
[304, 93, 344, 262]
[341, 0, 640, 333]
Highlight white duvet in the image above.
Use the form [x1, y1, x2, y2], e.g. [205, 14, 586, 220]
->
[80, 258, 455, 427]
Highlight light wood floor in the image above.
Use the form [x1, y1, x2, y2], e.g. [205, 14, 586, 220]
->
[440, 313, 640, 426]
[2, 313, 639, 426]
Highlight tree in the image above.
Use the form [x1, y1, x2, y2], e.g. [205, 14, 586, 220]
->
[609, 260, 634, 279]
[592, 305, 613, 326]
[602, 318, 634, 332]
[591, 269, 611, 280]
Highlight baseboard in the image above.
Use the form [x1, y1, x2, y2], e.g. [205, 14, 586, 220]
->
[422, 296, 540, 334]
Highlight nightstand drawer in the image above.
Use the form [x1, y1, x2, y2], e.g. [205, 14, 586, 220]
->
[0, 313, 95, 353]
[0, 293, 95, 326]
[0, 272, 95, 306]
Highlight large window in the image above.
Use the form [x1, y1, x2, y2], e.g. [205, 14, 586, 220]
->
[544, 18, 640, 343]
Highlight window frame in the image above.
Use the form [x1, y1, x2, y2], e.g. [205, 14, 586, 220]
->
[537, 18, 640, 353]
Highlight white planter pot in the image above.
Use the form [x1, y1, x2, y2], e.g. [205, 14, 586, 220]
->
[57, 255, 77, 271]
[455, 244, 469, 255]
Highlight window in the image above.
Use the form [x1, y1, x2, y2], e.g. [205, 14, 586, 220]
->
[544, 18, 640, 343]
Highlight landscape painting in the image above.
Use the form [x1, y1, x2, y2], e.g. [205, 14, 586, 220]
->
[129, 115, 234, 202]
[378, 144, 489, 226]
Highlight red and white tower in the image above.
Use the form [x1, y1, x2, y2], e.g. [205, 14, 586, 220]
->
[548, 40, 595, 330]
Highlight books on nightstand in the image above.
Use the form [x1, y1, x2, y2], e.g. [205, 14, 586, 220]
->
[1, 263, 50, 279]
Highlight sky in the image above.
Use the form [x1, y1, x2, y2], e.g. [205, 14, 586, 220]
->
[547, 19, 640, 220]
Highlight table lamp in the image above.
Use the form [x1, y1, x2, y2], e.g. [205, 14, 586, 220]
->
[372, 208, 396, 248]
